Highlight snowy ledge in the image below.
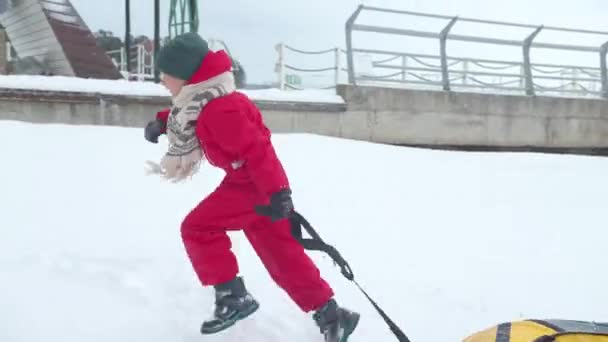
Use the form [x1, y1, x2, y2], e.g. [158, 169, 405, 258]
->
[0, 75, 345, 104]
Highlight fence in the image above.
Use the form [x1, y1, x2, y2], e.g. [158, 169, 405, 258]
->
[105, 38, 239, 83]
[275, 43, 347, 90]
[348, 51, 603, 96]
[275, 5, 608, 99]
[276, 44, 604, 96]
[107, 43, 155, 81]
[345, 5, 608, 98]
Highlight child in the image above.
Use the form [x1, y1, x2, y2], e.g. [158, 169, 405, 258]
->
[144, 32, 360, 342]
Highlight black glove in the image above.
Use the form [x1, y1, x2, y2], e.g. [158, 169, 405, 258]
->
[144, 118, 165, 144]
[255, 189, 294, 222]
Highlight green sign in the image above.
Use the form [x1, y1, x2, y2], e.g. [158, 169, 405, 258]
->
[285, 74, 301, 86]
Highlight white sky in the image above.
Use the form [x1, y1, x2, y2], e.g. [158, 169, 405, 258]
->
[70, 0, 608, 84]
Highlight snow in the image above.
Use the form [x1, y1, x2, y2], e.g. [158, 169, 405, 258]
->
[47, 12, 80, 24]
[0, 75, 345, 103]
[41, 2, 73, 14]
[240, 87, 344, 104]
[2, 120, 608, 342]
[0, 75, 171, 96]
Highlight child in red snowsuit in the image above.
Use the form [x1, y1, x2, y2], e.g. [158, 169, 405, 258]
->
[144, 32, 359, 342]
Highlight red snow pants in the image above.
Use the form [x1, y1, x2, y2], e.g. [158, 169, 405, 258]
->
[180, 174, 334, 313]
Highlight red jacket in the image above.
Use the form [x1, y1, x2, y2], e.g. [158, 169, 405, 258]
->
[156, 50, 289, 197]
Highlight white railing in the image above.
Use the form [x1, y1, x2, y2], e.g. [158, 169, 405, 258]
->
[275, 6, 608, 99]
[275, 43, 347, 90]
[345, 5, 608, 98]
[6, 41, 11, 62]
[107, 43, 155, 81]
[276, 42, 604, 97]
[105, 38, 235, 82]
[355, 51, 603, 96]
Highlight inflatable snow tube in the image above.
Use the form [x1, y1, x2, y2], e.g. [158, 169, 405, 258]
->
[463, 319, 608, 342]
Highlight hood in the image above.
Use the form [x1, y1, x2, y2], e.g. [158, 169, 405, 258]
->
[186, 49, 233, 85]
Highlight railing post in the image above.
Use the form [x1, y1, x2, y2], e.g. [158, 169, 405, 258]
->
[572, 67, 579, 91]
[345, 5, 364, 85]
[275, 43, 286, 90]
[0, 27, 7, 75]
[523, 25, 543, 96]
[601, 41, 608, 99]
[439, 17, 458, 91]
[121, 47, 126, 73]
[402, 55, 407, 81]
[6, 41, 11, 63]
[150, 46, 155, 79]
[335, 47, 342, 86]
[138, 45, 144, 78]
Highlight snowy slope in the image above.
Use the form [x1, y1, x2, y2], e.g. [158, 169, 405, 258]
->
[1, 120, 608, 342]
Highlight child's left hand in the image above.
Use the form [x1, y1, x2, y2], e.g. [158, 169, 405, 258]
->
[144, 119, 165, 144]
[255, 189, 295, 222]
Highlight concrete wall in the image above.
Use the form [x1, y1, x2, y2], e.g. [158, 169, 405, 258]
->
[0, 89, 169, 127]
[2, 85, 608, 153]
[0, 89, 346, 132]
[337, 85, 608, 150]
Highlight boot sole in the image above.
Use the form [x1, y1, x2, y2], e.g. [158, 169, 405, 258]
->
[339, 312, 361, 342]
[200, 301, 260, 335]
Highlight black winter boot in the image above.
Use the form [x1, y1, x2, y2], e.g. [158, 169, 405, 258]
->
[313, 299, 360, 342]
[200, 276, 260, 334]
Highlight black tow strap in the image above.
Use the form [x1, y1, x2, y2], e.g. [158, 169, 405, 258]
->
[289, 211, 411, 342]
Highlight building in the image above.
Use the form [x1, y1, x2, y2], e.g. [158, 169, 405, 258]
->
[0, 0, 122, 79]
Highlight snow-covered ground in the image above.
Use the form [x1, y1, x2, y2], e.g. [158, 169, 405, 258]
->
[0, 75, 345, 103]
[2, 120, 608, 342]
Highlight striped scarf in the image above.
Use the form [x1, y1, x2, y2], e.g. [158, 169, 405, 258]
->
[146, 71, 236, 182]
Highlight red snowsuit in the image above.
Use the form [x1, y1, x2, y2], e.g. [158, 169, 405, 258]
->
[155, 50, 333, 312]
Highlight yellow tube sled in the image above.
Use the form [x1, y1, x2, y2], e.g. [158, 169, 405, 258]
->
[463, 319, 608, 342]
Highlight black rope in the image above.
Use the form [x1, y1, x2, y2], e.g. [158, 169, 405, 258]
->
[289, 211, 412, 342]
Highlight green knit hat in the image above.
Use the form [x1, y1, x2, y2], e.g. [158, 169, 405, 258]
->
[157, 32, 209, 81]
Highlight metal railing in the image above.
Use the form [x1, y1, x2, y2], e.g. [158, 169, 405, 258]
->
[344, 5, 608, 98]
[353, 51, 603, 96]
[105, 38, 240, 82]
[107, 44, 155, 81]
[275, 43, 603, 96]
[275, 43, 347, 90]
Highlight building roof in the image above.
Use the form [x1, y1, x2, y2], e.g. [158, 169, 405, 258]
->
[0, 0, 122, 79]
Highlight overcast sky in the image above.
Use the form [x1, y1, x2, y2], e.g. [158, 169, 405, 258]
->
[70, 0, 608, 84]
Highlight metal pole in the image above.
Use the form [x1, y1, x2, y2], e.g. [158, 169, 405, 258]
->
[277, 43, 285, 90]
[601, 42, 608, 99]
[125, 0, 131, 75]
[402, 55, 407, 81]
[189, 0, 199, 33]
[154, 0, 160, 82]
[0, 26, 7, 75]
[169, 0, 175, 38]
[335, 47, 341, 86]
[523, 25, 543, 96]
[439, 17, 458, 91]
[137, 45, 143, 78]
[345, 5, 364, 85]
